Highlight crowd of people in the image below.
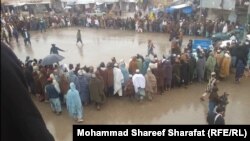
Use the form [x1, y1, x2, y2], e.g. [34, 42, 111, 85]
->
[19, 35, 249, 124]
[1, 8, 246, 46]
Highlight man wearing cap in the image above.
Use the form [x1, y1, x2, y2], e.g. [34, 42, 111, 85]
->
[45, 77, 62, 115]
[132, 69, 146, 101]
[50, 44, 65, 55]
[205, 52, 216, 81]
[113, 63, 124, 96]
[213, 106, 225, 125]
[207, 105, 225, 125]
[89, 73, 105, 110]
[200, 72, 217, 101]
[208, 86, 220, 113]
[219, 51, 231, 79]
[145, 68, 157, 100]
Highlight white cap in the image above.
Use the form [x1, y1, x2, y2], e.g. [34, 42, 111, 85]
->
[224, 53, 230, 57]
[78, 69, 86, 75]
[120, 59, 124, 64]
[136, 69, 140, 73]
[50, 73, 55, 79]
[91, 74, 96, 78]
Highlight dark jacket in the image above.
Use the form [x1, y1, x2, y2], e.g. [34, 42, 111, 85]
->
[50, 46, 64, 55]
[214, 114, 225, 125]
[45, 84, 60, 99]
[207, 112, 225, 125]
[22, 31, 30, 39]
[1, 41, 55, 141]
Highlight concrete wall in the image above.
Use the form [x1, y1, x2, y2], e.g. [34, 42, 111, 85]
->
[207, 8, 247, 24]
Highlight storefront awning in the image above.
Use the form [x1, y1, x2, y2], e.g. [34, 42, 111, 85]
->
[3, 2, 26, 6]
[166, 3, 192, 14]
[170, 3, 190, 9]
[25, 2, 50, 5]
[76, 0, 95, 4]
[124, 0, 138, 2]
[182, 6, 192, 14]
[96, 2, 104, 5]
[165, 7, 174, 14]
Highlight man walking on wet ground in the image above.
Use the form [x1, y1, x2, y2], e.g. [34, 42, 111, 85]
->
[200, 72, 218, 101]
[13, 27, 19, 43]
[22, 28, 31, 46]
[76, 29, 83, 46]
[50, 44, 65, 55]
[39, 18, 46, 33]
[207, 106, 225, 125]
[147, 39, 155, 57]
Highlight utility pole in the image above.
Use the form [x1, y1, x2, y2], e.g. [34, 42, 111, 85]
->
[220, 0, 224, 20]
[242, 4, 250, 44]
[199, 0, 203, 22]
[242, 3, 249, 43]
[247, 3, 250, 32]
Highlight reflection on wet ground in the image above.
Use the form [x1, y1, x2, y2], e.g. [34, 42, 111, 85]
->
[33, 75, 249, 141]
[12, 27, 183, 67]
[9, 27, 250, 141]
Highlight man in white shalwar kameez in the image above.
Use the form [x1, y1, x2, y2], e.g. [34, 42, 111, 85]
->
[113, 63, 124, 96]
[132, 69, 146, 101]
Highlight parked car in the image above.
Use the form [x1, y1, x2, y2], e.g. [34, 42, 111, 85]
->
[218, 34, 250, 48]
[211, 28, 244, 43]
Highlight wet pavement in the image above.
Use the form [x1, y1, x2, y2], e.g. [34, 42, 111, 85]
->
[8, 27, 250, 141]
[11, 27, 188, 66]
